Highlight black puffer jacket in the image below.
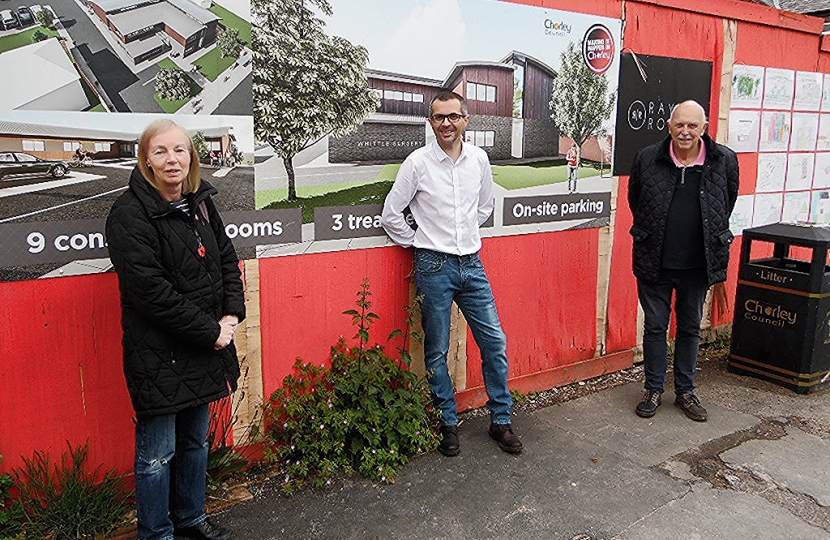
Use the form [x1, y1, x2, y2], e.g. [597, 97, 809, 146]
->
[628, 133, 739, 286]
[106, 168, 245, 419]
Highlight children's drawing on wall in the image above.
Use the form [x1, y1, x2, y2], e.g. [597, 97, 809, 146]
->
[252, 0, 621, 254]
[727, 110, 760, 152]
[763, 68, 795, 110]
[794, 71, 823, 111]
[729, 195, 755, 235]
[731, 65, 764, 109]
[753, 192, 784, 227]
[814, 153, 830, 189]
[823, 73, 830, 112]
[784, 152, 814, 191]
[759, 111, 792, 152]
[756, 153, 787, 192]
[782, 190, 811, 222]
[790, 113, 819, 151]
[817, 114, 830, 150]
[810, 190, 830, 224]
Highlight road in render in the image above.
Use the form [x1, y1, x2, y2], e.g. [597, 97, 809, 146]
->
[0, 166, 254, 224]
[255, 152, 386, 193]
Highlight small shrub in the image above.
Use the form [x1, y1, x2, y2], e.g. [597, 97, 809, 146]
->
[262, 279, 438, 494]
[14, 442, 131, 540]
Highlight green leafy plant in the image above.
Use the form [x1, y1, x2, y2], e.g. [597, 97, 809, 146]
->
[0, 454, 25, 540]
[14, 442, 131, 540]
[510, 388, 539, 405]
[262, 279, 438, 494]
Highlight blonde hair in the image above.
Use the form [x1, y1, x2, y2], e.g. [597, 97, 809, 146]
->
[137, 119, 201, 195]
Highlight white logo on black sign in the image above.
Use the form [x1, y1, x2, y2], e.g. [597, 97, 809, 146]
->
[628, 100, 646, 130]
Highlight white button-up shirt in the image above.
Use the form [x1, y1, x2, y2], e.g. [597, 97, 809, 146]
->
[381, 141, 494, 255]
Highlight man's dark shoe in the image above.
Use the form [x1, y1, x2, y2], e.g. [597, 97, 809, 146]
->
[635, 390, 662, 418]
[488, 423, 523, 454]
[675, 393, 708, 422]
[174, 518, 232, 540]
[438, 424, 460, 456]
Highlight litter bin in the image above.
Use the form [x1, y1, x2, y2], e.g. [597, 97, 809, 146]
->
[729, 223, 830, 394]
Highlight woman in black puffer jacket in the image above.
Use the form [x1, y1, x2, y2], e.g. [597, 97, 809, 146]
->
[106, 119, 244, 540]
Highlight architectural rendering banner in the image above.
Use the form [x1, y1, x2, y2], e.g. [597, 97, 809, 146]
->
[254, 0, 621, 259]
[0, 0, 620, 281]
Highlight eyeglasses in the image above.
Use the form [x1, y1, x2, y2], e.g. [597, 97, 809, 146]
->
[429, 113, 467, 124]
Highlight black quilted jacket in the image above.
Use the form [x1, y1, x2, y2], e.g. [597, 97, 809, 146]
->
[106, 168, 245, 419]
[627, 133, 739, 286]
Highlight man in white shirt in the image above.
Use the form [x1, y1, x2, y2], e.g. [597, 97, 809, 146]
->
[381, 90, 522, 457]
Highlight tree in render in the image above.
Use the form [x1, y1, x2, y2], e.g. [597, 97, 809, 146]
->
[252, 0, 378, 201]
[218, 27, 245, 59]
[549, 41, 616, 157]
[155, 67, 191, 102]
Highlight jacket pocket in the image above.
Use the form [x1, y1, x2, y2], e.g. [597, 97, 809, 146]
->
[717, 230, 734, 246]
[629, 225, 650, 242]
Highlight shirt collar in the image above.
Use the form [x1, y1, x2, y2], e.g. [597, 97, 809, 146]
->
[431, 140, 467, 163]
[670, 139, 706, 167]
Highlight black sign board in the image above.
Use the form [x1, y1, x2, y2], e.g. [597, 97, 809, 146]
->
[0, 209, 302, 268]
[613, 53, 713, 175]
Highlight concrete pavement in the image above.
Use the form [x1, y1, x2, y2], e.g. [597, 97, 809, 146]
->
[200, 355, 830, 539]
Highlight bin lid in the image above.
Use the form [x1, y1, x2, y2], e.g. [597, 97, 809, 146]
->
[743, 222, 830, 245]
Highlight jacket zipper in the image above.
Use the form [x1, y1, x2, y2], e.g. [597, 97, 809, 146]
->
[190, 214, 206, 257]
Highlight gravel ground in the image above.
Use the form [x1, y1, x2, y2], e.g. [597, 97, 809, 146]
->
[462, 361, 649, 419]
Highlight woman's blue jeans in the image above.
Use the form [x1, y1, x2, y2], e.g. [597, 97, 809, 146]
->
[637, 269, 709, 396]
[414, 249, 513, 427]
[135, 403, 210, 540]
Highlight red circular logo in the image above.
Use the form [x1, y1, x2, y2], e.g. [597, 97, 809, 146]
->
[582, 24, 615, 75]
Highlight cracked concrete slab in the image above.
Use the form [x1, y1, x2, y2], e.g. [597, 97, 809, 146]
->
[530, 382, 759, 468]
[721, 426, 830, 506]
[612, 484, 829, 540]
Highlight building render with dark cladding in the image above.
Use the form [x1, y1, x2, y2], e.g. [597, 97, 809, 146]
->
[328, 52, 559, 164]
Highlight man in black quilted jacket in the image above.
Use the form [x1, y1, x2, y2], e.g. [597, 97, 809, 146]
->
[628, 100, 739, 422]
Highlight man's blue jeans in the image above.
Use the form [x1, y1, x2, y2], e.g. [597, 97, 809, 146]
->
[637, 269, 709, 396]
[414, 249, 513, 426]
[135, 403, 210, 540]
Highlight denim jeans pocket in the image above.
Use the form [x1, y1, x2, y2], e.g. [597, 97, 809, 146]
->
[415, 250, 446, 274]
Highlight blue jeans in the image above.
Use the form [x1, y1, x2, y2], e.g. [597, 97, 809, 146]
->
[135, 404, 210, 540]
[414, 249, 513, 426]
[637, 269, 709, 396]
